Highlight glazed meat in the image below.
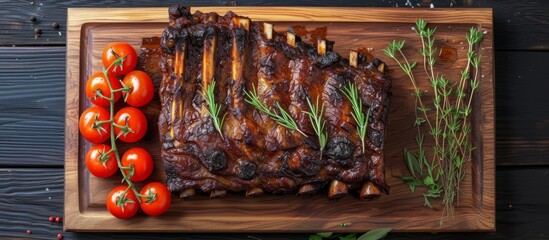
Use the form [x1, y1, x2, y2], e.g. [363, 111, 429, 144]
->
[158, 5, 391, 199]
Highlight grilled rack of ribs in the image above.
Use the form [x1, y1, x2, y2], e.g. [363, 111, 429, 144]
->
[158, 5, 391, 200]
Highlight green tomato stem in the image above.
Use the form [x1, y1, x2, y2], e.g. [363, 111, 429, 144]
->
[101, 56, 143, 204]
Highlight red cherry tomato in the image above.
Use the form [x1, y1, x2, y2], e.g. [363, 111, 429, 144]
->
[114, 107, 148, 143]
[122, 70, 154, 107]
[139, 182, 171, 216]
[106, 186, 139, 219]
[85, 72, 122, 107]
[79, 106, 110, 144]
[121, 147, 153, 182]
[85, 144, 118, 178]
[102, 42, 137, 76]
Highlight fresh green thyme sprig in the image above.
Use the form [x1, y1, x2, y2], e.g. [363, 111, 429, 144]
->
[441, 25, 483, 221]
[201, 79, 227, 139]
[341, 82, 371, 153]
[244, 84, 306, 136]
[383, 19, 483, 224]
[304, 96, 328, 154]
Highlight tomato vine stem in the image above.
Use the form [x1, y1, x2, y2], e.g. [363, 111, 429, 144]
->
[101, 56, 146, 205]
[94, 89, 113, 101]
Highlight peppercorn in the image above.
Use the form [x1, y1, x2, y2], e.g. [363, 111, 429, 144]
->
[34, 28, 42, 37]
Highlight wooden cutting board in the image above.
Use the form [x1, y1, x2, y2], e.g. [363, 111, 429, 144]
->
[65, 7, 494, 232]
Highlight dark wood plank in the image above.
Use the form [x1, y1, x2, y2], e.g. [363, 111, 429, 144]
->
[495, 51, 549, 166]
[475, 0, 549, 50]
[2, 0, 548, 50]
[0, 1, 235, 46]
[0, 47, 65, 167]
[2, 167, 547, 239]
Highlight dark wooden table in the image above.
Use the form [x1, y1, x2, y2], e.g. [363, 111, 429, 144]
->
[1, 1, 548, 239]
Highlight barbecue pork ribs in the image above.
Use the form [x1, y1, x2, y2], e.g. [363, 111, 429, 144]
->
[158, 5, 391, 200]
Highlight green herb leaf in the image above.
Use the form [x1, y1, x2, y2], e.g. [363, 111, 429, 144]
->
[400, 175, 414, 181]
[382, 48, 395, 58]
[407, 179, 423, 193]
[357, 228, 392, 240]
[410, 61, 418, 70]
[304, 96, 328, 152]
[423, 195, 433, 208]
[201, 79, 226, 139]
[423, 176, 435, 186]
[341, 82, 370, 153]
[404, 149, 419, 177]
[309, 234, 324, 240]
[339, 233, 357, 240]
[244, 84, 305, 136]
[317, 232, 333, 238]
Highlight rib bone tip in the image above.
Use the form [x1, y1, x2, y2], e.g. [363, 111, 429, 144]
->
[377, 62, 386, 73]
[240, 18, 250, 31]
[233, 17, 250, 31]
[263, 22, 273, 40]
[317, 39, 326, 55]
[349, 50, 358, 68]
[206, 14, 217, 23]
[328, 180, 348, 200]
[297, 184, 315, 196]
[245, 187, 264, 198]
[286, 32, 296, 47]
[359, 181, 381, 200]
[179, 188, 196, 199]
[210, 190, 227, 199]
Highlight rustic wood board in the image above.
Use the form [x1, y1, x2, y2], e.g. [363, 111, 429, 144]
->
[65, 7, 494, 232]
[3, 0, 544, 51]
[10, 167, 549, 239]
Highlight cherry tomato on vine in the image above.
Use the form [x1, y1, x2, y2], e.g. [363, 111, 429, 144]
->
[114, 107, 148, 143]
[121, 70, 154, 107]
[140, 182, 171, 216]
[102, 42, 137, 76]
[121, 147, 153, 182]
[85, 72, 122, 107]
[79, 106, 110, 144]
[85, 144, 117, 178]
[106, 186, 139, 219]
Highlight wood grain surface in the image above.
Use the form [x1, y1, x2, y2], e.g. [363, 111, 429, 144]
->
[0, 47, 65, 167]
[1, 0, 547, 50]
[3, 167, 548, 239]
[65, 7, 494, 232]
[495, 51, 549, 166]
[0, 0, 548, 239]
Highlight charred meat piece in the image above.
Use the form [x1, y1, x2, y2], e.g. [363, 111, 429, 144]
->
[158, 5, 391, 199]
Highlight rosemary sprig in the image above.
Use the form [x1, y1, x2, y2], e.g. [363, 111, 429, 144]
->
[201, 79, 227, 139]
[384, 19, 483, 224]
[341, 82, 371, 153]
[304, 96, 328, 153]
[244, 84, 306, 136]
